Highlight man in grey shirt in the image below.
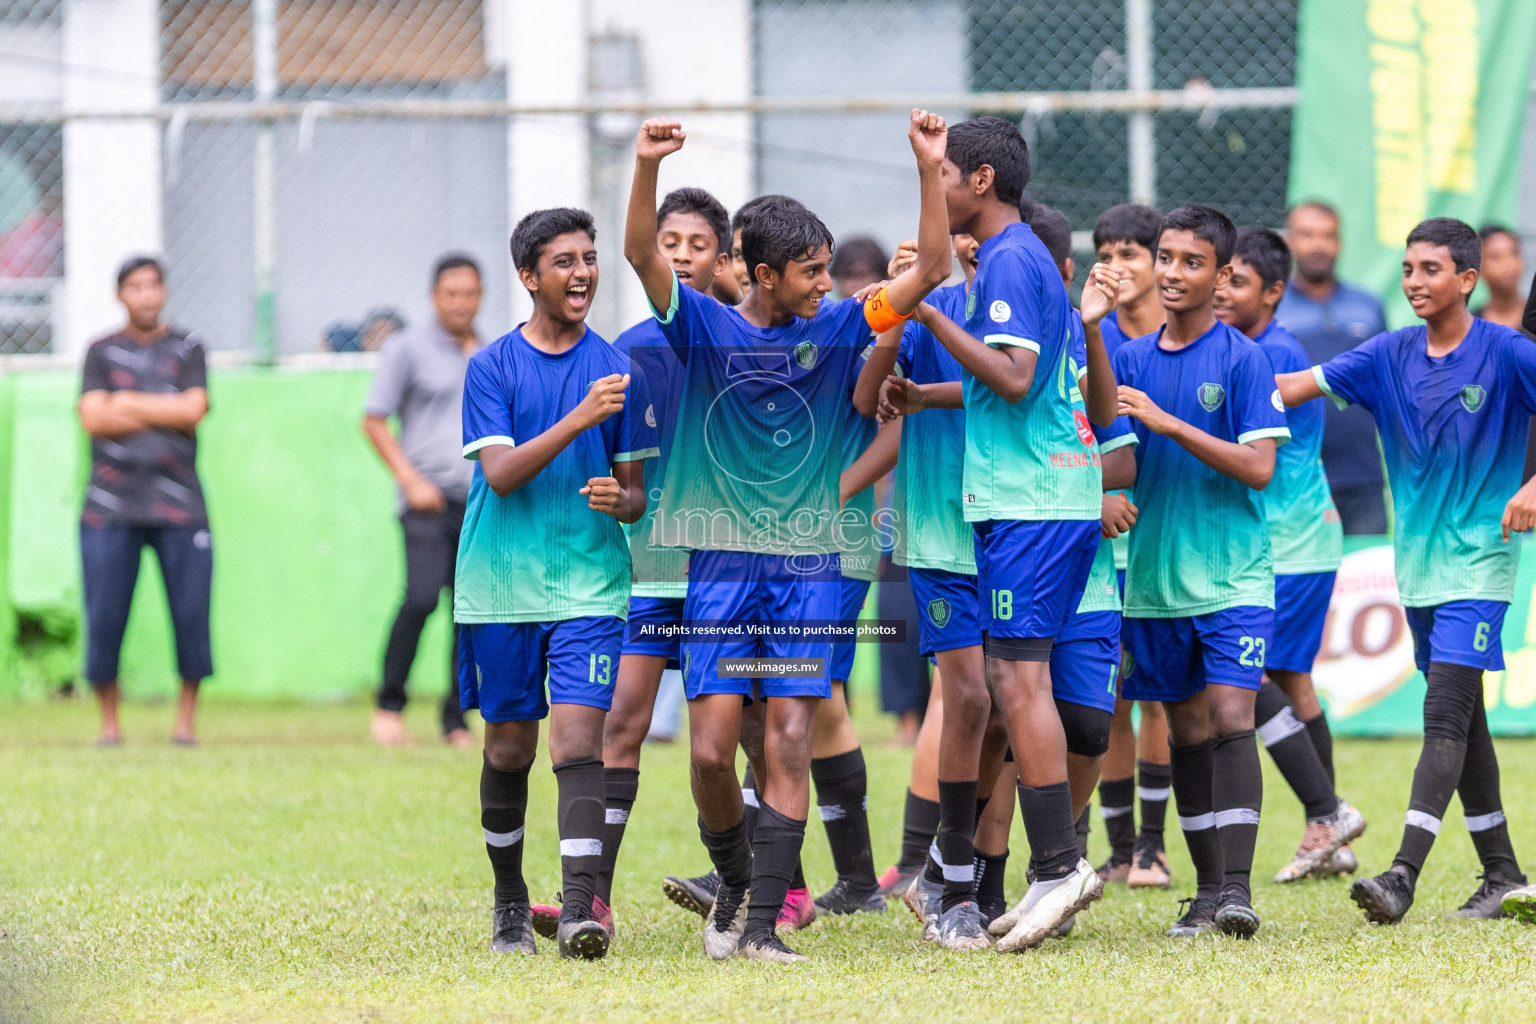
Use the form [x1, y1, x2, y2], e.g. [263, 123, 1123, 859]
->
[362, 254, 483, 747]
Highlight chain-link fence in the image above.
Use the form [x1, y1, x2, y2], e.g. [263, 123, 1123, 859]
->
[6, 0, 1516, 359]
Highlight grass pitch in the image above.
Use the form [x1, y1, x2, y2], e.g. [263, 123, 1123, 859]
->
[2, 699, 1534, 1023]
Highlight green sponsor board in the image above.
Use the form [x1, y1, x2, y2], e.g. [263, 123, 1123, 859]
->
[1290, 0, 1536, 326]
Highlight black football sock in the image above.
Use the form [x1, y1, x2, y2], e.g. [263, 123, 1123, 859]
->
[1392, 662, 1482, 883]
[1304, 711, 1336, 788]
[1210, 730, 1263, 899]
[741, 763, 762, 840]
[931, 779, 979, 911]
[1170, 739, 1222, 898]
[1136, 760, 1171, 846]
[553, 758, 607, 923]
[790, 859, 806, 890]
[481, 755, 531, 904]
[899, 789, 941, 871]
[1255, 682, 1337, 820]
[744, 802, 807, 940]
[699, 814, 753, 890]
[975, 849, 1009, 910]
[1458, 703, 1524, 881]
[812, 749, 877, 890]
[1098, 776, 1135, 862]
[1075, 805, 1092, 860]
[1018, 781, 1079, 882]
[595, 766, 639, 904]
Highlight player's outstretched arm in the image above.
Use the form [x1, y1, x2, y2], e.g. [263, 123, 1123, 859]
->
[1276, 369, 1324, 407]
[1079, 263, 1123, 427]
[480, 374, 629, 497]
[1101, 443, 1137, 491]
[840, 419, 901, 504]
[623, 118, 687, 315]
[918, 302, 1038, 403]
[582, 460, 647, 524]
[1118, 384, 1276, 489]
[881, 111, 952, 315]
[854, 323, 905, 416]
[877, 376, 963, 421]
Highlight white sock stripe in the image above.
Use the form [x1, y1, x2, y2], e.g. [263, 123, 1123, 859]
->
[484, 826, 524, 848]
[1178, 812, 1216, 831]
[1405, 810, 1442, 835]
[1101, 804, 1134, 819]
[1256, 707, 1306, 747]
[605, 808, 630, 825]
[926, 840, 974, 882]
[1466, 810, 1507, 832]
[741, 789, 760, 808]
[1214, 807, 1261, 828]
[1136, 787, 1171, 801]
[818, 804, 847, 822]
[560, 838, 603, 858]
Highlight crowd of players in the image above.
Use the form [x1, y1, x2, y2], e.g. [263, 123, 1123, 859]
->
[73, 108, 1536, 964]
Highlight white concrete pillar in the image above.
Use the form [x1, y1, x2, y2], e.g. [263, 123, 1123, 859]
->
[60, 0, 163, 356]
[488, 0, 592, 325]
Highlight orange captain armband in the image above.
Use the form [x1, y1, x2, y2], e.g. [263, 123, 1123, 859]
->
[863, 286, 914, 333]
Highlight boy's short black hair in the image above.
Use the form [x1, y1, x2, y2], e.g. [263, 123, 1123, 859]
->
[658, 187, 731, 256]
[732, 196, 774, 235]
[510, 208, 596, 274]
[116, 255, 165, 288]
[739, 194, 835, 277]
[1407, 217, 1481, 274]
[1092, 203, 1162, 253]
[1026, 203, 1072, 271]
[433, 252, 481, 285]
[1159, 205, 1237, 268]
[1478, 222, 1519, 244]
[829, 235, 888, 281]
[946, 116, 1030, 207]
[1232, 226, 1291, 290]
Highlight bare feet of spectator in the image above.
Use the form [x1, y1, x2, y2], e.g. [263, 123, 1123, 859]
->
[443, 727, 477, 750]
[371, 709, 417, 747]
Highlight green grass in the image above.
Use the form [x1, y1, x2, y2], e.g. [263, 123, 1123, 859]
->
[3, 699, 1535, 1023]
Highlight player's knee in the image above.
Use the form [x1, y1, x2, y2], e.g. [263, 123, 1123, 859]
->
[483, 733, 531, 772]
[1058, 701, 1112, 758]
[690, 741, 737, 784]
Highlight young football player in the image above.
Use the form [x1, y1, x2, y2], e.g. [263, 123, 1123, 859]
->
[1113, 205, 1291, 940]
[623, 110, 952, 962]
[1277, 217, 1534, 923]
[458, 208, 658, 960]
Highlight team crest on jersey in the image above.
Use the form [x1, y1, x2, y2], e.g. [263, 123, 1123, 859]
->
[795, 340, 818, 369]
[1271, 389, 1284, 411]
[1074, 410, 1095, 447]
[1460, 384, 1486, 413]
[965, 290, 977, 320]
[1198, 382, 1226, 412]
[989, 300, 1011, 323]
[928, 598, 951, 628]
[645, 404, 657, 428]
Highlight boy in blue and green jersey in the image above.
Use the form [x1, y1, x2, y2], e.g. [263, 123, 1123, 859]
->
[880, 122, 1123, 953]
[1215, 227, 1364, 888]
[1090, 203, 1175, 885]
[456, 208, 658, 962]
[1278, 217, 1536, 924]
[594, 186, 734, 927]
[1112, 206, 1290, 940]
[622, 111, 953, 963]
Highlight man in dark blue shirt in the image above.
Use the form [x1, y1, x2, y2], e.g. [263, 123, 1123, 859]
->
[1276, 201, 1388, 535]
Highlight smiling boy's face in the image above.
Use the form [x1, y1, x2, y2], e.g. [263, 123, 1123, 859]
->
[1401, 241, 1477, 321]
[1155, 229, 1228, 314]
[520, 230, 598, 325]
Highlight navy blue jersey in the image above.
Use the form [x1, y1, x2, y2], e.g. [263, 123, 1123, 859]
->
[1112, 320, 1291, 616]
[1314, 318, 1536, 605]
[615, 317, 687, 597]
[456, 327, 658, 623]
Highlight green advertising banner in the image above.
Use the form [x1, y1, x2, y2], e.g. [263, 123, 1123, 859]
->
[1290, 0, 1536, 326]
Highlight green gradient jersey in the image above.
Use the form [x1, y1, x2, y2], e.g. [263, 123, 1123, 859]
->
[961, 223, 1102, 523]
[454, 328, 658, 624]
[892, 280, 975, 573]
[1074, 322, 1137, 615]
[1252, 320, 1343, 575]
[836, 347, 882, 583]
[647, 273, 872, 557]
[1315, 319, 1536, 606]
[1111, 321, 1291, 617]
